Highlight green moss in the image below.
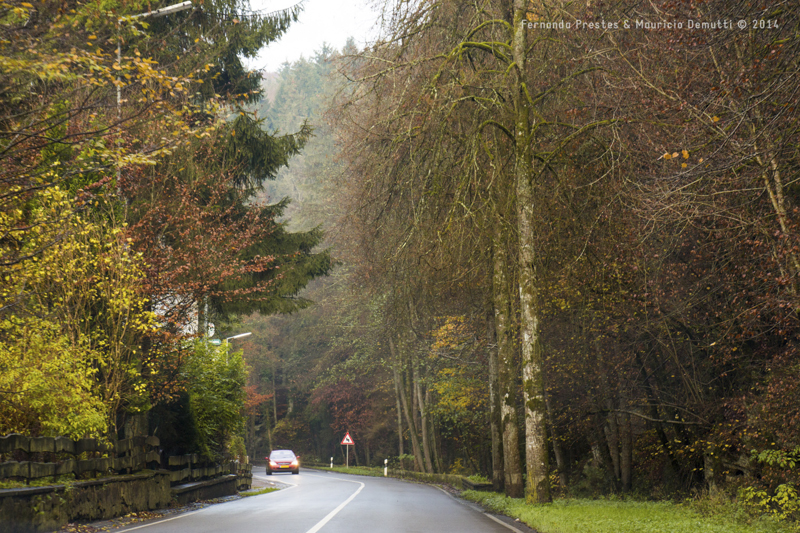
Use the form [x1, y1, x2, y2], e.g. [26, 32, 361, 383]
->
[0, 474, 77, 490]
[240, 487, 279, 497]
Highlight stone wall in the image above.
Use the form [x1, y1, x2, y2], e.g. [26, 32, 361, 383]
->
[172, 474, 238, 505]
[0, 470, 171, 533]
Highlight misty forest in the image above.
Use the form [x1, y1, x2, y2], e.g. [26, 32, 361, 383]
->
[2, 0, 800, 530]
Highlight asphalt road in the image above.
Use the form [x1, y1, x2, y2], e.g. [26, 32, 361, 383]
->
[115, 467, 531, 533]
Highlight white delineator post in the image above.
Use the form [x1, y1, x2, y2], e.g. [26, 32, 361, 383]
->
[384, 458, 388, 477]
[330, 456, 333, 469]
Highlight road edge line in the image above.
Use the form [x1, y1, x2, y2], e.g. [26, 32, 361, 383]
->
[431, 485, 526, 533]
[117, 483, 297, 531]
[114, 505, 212, 532]
[483, 512, 526, 533]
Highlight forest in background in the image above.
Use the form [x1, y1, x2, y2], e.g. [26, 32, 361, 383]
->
[238, 0, 800, 523]
[3, 0, 800, 526]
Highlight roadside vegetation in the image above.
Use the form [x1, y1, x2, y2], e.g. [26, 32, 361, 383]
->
[463, 491, 793, 533]
[241, 487, 280, 498]
[315, 466, 385, 478]
[0, 0, 329, 460]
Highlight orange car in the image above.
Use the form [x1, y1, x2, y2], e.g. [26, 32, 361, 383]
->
[267, 449, 300, 475]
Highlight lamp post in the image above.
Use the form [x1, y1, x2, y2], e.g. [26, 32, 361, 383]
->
[117, 1, 194, 114]
[116, 1, 194, 193]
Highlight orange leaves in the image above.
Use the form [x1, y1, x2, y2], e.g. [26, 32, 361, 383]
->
[244, 385, 272, 414]
[662, 148, 695, 169]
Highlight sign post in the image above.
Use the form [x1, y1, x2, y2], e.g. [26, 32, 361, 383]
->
[341, 432, 355, 468]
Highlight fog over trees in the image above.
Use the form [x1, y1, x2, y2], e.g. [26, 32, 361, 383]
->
[3, 0, 800, 523]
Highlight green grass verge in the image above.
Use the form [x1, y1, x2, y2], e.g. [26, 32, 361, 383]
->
[308, 465, 385, 477]
[461, 491, 794, 533]
[240, 487, 280, 497]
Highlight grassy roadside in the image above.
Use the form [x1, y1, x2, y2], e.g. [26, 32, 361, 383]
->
[301, 464, 793, 533]
[461, 491, 794, 533]
[305, 464, 385, 477]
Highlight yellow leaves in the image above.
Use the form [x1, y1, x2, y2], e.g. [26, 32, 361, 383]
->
[0, 187, 156, 438]
[712, 116, 720, 122]
[663, 148, 698, 170]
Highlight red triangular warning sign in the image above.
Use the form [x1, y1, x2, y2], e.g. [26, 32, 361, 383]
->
[341, 432, 355, 445]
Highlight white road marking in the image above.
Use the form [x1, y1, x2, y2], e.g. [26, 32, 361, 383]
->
[432, 485, 525, 533]
[252, 473, 297, 487]
[483, 513, 526, 533]
[303, 474, 365, 533]
[118, 474, 296, 531]
[116, 506, 212, 532]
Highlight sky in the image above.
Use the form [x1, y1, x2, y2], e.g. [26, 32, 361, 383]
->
[244, 0, 383, 73]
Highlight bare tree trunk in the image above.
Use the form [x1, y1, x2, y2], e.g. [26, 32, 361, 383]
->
[393, 366, 405, 457]
[604, 414, 621, 481]
[415, 365, 435, 473]
[489, 302, 505, 492]
[512, 0, 550, 503]
[620, 410, 633, 492]
[545, 392, 568, 491]
[265, 402, 273, 452]
[592, 333, 621, 490]
[390, 338, 424, 472]
[272, 359, 278, 425]
[592, 412, 620, 491]
[426, 388, 444, 472]
[493, 236, 524, 498]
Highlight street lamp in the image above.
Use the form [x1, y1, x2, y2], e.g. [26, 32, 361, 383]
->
[209, 332, 252, 346]
[225, 332, 252, 343]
